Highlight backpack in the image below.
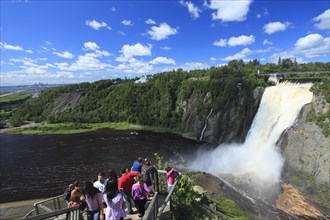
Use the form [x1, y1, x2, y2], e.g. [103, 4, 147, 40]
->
[63, 187, 72, 202]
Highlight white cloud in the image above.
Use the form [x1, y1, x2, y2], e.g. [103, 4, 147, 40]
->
[294, 33, 330, 58]
[56, 52, 112, 71]
[85, 20, 108, 30]
[180, 62, 210, 70]
[83, 42, 100, 51]
[214, 35, 255, 47]
[25, 49, 33, 53]
[222, 48, 253, 61]
[120, 43, 152, 58]
[116, 58, 153, 74]
[263, 39, 273, 45]
[95, 50, 111, 57]
[0, 42, 23, 51]
[312, 9, 330, 30]
[160, 46, 171, 51]
[210, 57, 217, 62]
[263, 21, 292, 34]
[118, 30, 126, 36]
[256, 8, 269, 19]
[149, 56, 176, 65]
[111, 6, 116, 11]
[122, 20, 133, 26]
[147, 22, 178, 40]
[180, 1, 201, 19]
[52, 51, 74, 59]
[145, 19, 156, 25]
[213, 39, 227, 47]
[206, 0, 253, 22]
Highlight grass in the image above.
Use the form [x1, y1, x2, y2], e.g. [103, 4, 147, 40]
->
[215, 198, 248, 219]
[0, 91, 30, 104]
[7, 121, 179, 135]
[9, 122, 135, 134]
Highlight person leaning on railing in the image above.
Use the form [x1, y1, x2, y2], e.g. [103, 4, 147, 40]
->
[165, 167, 179, 193]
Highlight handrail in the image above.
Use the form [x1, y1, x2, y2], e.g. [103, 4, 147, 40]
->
[157, 176, 180, 217]
[22, 209, 36, 219]
[34, 195, 63, 215]
[142, 192, 158, 220]
[22, 206, 80, 220]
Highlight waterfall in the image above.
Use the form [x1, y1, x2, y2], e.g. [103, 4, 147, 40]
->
[199, 109, 213, 142]
[190, 83, 313, 182]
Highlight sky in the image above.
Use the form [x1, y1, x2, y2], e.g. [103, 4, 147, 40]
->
[0, 0, 329, 86]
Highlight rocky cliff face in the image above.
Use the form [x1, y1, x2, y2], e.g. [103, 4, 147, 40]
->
[279, 93, 330, 212]
[181, 87, 264, 145]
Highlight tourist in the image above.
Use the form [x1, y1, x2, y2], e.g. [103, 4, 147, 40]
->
[118, 168, 139, 214]
[93, 172, 108, 194]
[63, 183, 75, 206]
[70, 181, 84, 205]
[131, 157, 143, 172]
[107, 168, 118, 183]
[166, 167, 179, 193]
[103, 180, 126, 220]
[82, 181, 104, 220]
[131, 174, 154, 217]
[141, 160, 157, 187]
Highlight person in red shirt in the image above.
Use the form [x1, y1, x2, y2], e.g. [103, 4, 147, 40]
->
[118, 168, 139, 214]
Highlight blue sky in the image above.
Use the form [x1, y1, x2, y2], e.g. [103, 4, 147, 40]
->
[0, 0, 329, 86]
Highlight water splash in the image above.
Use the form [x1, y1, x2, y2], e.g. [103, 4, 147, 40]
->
[190, 83, 313, 182]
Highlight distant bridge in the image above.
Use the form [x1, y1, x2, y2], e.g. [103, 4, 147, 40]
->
[259, 70, 330, 77]
[259, 71, 329, 83]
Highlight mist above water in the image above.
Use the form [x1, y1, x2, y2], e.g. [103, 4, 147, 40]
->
[190, 83, 313, 183]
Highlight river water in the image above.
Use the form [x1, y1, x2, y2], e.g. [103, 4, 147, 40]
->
[0, 129, 199, 203]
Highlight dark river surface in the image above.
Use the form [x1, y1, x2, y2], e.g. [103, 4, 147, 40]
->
[0, 129, 200, 203]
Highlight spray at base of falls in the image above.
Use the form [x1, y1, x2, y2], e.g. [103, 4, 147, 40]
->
[190, 83, 313, 183]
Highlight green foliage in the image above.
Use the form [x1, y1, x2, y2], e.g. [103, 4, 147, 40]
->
[215, 199, 246, 218]
[311, 81, 330, 103]
[10, 60, 329, 132]
[172, 174, 201, 219]
[306, 109, 330, 138]
[0, 91, 30, 104]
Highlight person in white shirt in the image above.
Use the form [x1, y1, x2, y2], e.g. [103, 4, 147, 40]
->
[93, 172, 108, 193]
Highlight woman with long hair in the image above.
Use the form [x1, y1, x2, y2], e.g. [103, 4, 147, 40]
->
[131, 174, 154, 218]
[103, 180, 126, 220]
[83, 181, 104, 220]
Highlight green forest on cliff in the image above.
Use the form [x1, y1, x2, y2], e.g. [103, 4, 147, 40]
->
[7, 60, 330, 130]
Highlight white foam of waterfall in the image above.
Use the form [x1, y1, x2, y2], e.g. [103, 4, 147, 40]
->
[190, 83, 313, 182]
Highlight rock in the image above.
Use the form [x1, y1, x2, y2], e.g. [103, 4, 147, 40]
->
[192, 185, 206, 195]
[279, 94, 329, 213]
[276, 184, 324, 219]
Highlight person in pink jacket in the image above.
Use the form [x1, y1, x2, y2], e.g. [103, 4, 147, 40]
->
[165, 167, 179, 193]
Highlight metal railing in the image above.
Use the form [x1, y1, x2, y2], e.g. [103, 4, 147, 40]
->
[143, 169, 181, 220]
[22, 195, 69, 219]
[142, 192, 159, 220]
[22, 169, 178, 220]
[23, 206, 80, 220]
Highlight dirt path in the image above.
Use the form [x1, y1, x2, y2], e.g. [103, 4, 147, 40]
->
[0, 122, 43, 134]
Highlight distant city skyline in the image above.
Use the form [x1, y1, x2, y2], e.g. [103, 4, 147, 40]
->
[1, 0, 329, 86]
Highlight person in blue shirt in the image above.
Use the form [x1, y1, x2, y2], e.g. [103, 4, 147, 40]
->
[131, 157, 143, 173]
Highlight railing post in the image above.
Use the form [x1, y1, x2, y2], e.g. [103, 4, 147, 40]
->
[35, 204, 39, 215]
[155, 170, 160, 193]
